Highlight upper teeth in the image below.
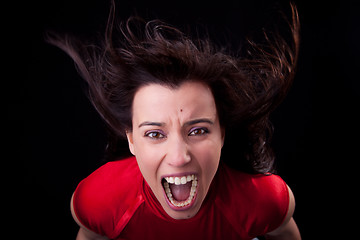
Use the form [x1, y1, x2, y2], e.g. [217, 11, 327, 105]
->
[164, 175, 195, 185]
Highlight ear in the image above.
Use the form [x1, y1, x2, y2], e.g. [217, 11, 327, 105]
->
[126, 131, 135, 155]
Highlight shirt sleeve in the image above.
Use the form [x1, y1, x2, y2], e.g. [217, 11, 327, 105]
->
[248, 174, 290, 236]
[215, 165, 290, 238]
[72, 168, 117, 237]
[71, 158, 144, 239]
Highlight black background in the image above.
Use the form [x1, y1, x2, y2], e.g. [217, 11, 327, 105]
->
[19, 0, 359, 238]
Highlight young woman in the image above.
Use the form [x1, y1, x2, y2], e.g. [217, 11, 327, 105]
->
[48, 3, 301, 239]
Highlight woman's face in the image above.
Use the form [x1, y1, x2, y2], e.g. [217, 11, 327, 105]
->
[126, 81, 224, 219]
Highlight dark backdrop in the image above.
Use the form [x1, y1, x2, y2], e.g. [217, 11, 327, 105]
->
[19, 0, 359, 238]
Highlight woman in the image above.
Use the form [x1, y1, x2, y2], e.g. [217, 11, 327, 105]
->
[48, 2, 301, 239]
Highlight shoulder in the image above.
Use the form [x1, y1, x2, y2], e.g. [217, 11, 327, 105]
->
[74, 157, 141, 206]
[216, 164, 290, 236]
[72, 157, 143, 237]
[220, 164, 288, 201]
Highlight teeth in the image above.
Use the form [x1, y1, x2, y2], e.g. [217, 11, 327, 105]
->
[165, 174, 195, 185]
[163, 175, 198, 208]
[180, 176, 187, 184]
[175, 177, 181, 185]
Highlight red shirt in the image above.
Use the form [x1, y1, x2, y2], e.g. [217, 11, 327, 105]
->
[73, 157, 289, 239]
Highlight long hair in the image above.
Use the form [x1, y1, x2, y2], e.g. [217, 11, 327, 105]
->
[46, 3, 300, 174]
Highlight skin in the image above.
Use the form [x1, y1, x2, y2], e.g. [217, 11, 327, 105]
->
[126, 81, 225, 220]
[71, 81, 301, 239]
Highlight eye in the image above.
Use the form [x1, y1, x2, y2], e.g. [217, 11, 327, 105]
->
[145, 131, 166, 139]
[188, 127, 209, 136]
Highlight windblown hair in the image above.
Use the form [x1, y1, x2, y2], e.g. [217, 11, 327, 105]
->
[47, 3, 300, 174]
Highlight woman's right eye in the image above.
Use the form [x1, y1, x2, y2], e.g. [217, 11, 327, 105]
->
[145, 131, 166, 139]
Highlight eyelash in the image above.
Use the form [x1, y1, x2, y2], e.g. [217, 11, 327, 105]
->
[145, 130, 166, 139]
[188, 127, 209, 136]
[144, 127, 209, 140]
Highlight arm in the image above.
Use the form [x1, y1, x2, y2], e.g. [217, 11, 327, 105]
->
[264, 185, 301, 240]
[71, 193, 110, 240]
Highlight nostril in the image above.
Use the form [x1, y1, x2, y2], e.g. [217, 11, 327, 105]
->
[166, 137, 191, 166]
[167, 154, 191, 167]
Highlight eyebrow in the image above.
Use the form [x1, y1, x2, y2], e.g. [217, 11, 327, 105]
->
[138, 118, 214, 128]
[138, 121, 165, 128]
[184, 118, 214, 127]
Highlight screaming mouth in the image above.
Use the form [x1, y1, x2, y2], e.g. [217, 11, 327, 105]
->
[162, 174, 198, 209]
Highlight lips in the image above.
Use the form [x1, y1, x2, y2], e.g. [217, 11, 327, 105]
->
[161, 174, 198, 210]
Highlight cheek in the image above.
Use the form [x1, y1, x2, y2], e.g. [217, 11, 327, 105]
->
[135, 154, 160, 191]
[193, 140, 222, 178]
[133, 138, 164, 184]
[136, 143, 164, 168]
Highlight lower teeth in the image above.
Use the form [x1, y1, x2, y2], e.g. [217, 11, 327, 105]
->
[163, 178, 198, 207]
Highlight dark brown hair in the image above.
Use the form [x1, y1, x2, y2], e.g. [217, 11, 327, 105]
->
[47, 3, 300, 174]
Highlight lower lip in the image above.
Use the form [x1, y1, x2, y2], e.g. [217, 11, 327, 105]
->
[163, 185, 198, 211]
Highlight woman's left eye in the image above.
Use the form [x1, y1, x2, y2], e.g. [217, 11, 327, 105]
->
[188, 128, 209, 136]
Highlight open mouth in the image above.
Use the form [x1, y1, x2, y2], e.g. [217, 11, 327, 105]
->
[162, 174, 198, 210]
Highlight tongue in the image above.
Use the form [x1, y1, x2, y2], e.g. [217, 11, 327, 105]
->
[169, 182, 192, 201]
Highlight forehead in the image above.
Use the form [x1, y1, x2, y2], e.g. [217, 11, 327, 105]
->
[132, 82, 217, 123]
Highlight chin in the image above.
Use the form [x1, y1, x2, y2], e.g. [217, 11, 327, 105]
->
[162, 201, 202, 220]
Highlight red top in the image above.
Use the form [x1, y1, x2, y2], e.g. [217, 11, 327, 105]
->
[73, 157, 289, 240]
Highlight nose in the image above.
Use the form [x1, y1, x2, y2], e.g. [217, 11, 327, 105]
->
[166, 134, 191, 167]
